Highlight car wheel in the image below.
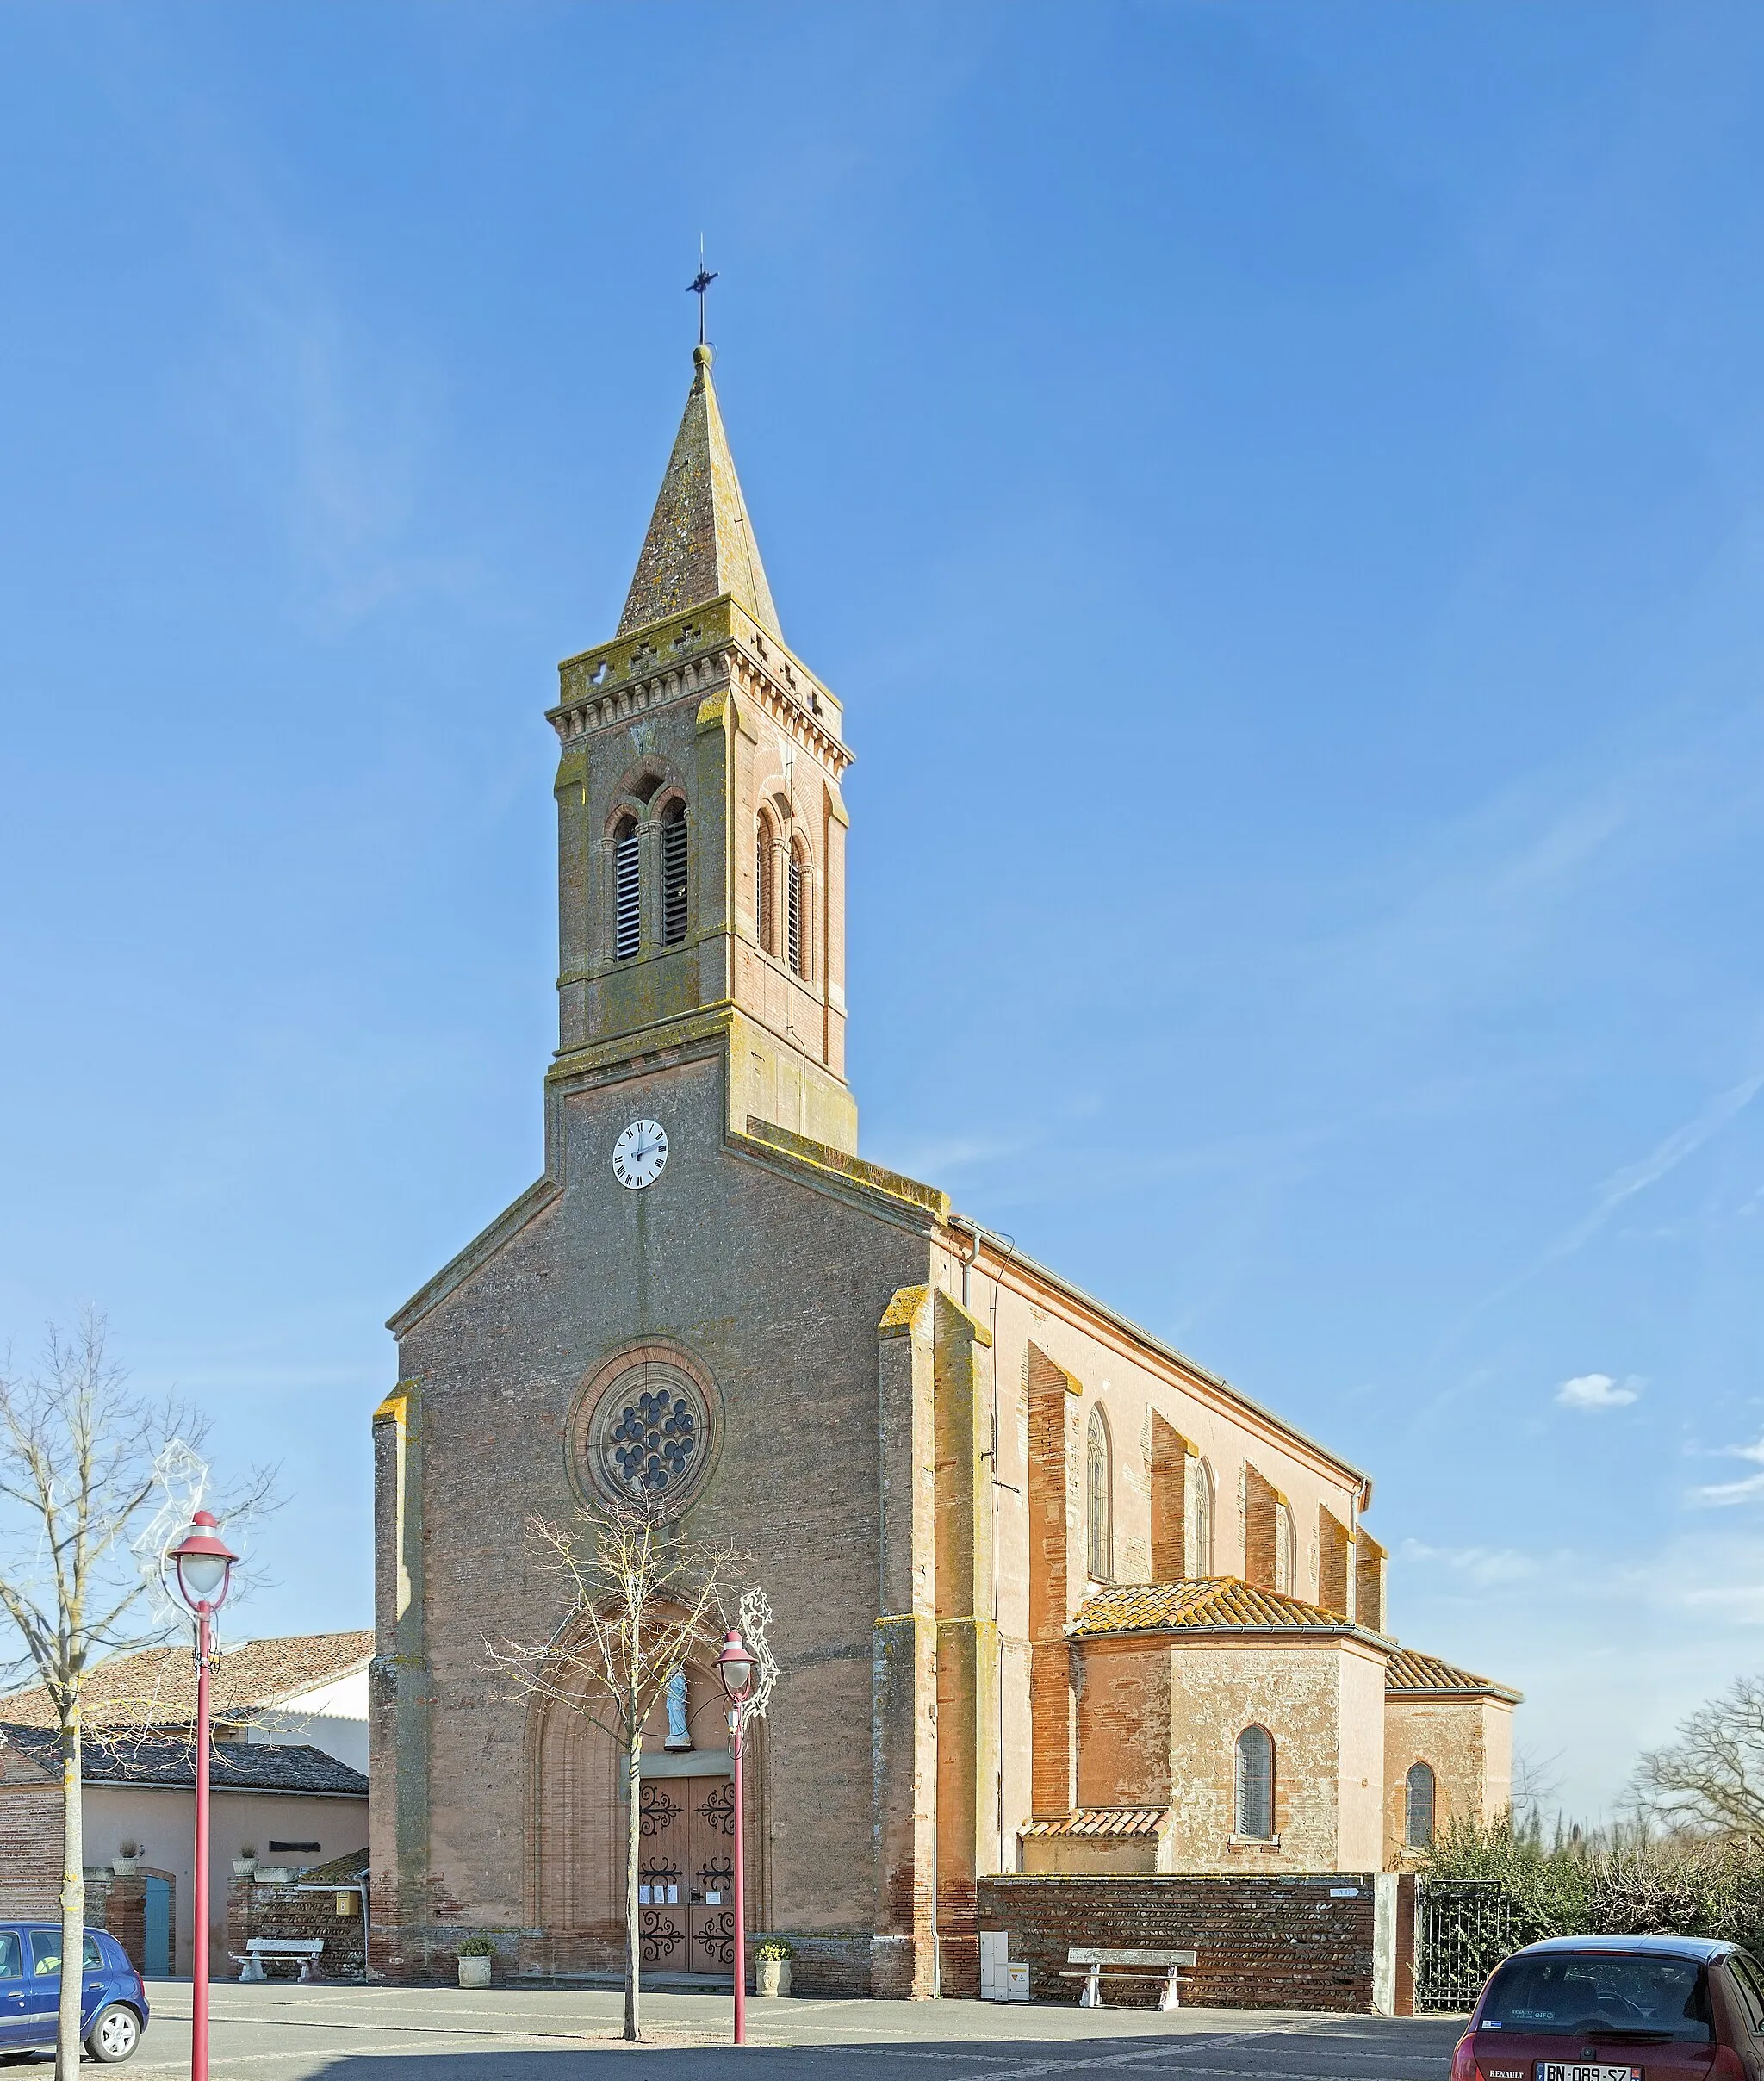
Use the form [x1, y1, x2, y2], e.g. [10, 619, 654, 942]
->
[84, 2005, 140, 2063]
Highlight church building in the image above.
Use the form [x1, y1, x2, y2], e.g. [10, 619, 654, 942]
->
[368, 340, 1519, 1997]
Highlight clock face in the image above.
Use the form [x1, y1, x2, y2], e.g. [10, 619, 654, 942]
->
[612, 1117, 669, 1190]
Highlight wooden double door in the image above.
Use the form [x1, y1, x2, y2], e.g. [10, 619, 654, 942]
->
[636, 1776, 736, 1977]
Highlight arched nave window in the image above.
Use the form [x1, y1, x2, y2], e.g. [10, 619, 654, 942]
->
[613, 816, 641, 961]
[1405, 1761, 1436, 1850]
[1274, 1503, 1296, 1595]
[1085, 1407, 1112, 1581]
[1235, 1725, 1275, 1841]
[1187, 1459, 1214, 1578]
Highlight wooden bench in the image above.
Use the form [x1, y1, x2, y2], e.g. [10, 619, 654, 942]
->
[1058, 1946, 1196, 2011]
[235, 1938, 324, 1984]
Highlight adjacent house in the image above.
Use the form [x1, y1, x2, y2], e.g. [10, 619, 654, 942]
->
[0, 1630, 371, 1974]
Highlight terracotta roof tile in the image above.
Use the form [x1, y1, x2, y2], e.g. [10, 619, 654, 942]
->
[1020, 1808, 1167, 1840]
[0, 1631, 373, 1730]
[1071, 1577, 1373, 1638]
[1386, 1645, 1522, 1702]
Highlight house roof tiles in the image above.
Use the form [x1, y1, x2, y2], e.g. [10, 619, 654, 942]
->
[0, 1631, 373, 1731]
[0, 1724, 367, 1797]
[1019, 1808, 1167, 1840]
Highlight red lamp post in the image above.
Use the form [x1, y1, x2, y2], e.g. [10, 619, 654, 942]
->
[715, 1630, 755, 2046]
[166, 1513, 238, 2081]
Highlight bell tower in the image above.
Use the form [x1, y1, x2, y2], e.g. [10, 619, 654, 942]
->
[546, 343, 857, 1154]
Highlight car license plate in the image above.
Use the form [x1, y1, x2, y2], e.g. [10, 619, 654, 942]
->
[1536, 2065, 1641, 2081]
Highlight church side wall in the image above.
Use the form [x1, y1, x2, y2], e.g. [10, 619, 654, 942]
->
[374, 1047, 930, 1982]
[936, 1258, 1372, 1869]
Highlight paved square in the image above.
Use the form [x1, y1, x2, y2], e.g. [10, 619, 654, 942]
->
[88, 1983, 1462, 2081]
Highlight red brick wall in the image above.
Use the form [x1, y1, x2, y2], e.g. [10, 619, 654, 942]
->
[228, 1877, 367, 1979]
[0, 1784, 59, 1916]
[978, 1873, 1382, 2011]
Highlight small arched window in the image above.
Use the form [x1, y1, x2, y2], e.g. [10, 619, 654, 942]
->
[787, 842, 806, 978]
[1274, 1503, 1295, 1595]
[1188, 1459, 1214, 1578]
[1085, 1407, 1112, 1581]
[1405, 1761, 1436, 1850]
[661, 800, 688, 947]
[755, 811, 775, 954]
[613, 816, 641, 961]
[1235, 1725, 1275, 1840]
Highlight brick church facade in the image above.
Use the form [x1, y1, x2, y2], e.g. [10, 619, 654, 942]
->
[368, 341, 1519, 1996]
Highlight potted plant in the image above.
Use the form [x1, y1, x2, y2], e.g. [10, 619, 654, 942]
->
[232, 1847, 258, 1879]
[754, 1938, 794, 1998]
[457, 1937, 494, 1989]
[112, 1842, 143, 1878]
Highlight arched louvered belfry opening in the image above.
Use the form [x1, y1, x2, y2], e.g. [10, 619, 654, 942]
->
[787, 839, 806, 978]
[612, 815, 640, 961]
[1235, 1725, 1275, 1840]
[1085, 1407, 1112, 1581]
[1405, 1761, 1436, 1849]
[1188, 1458, 1214, 1577]
[660, 798, 689, 947]
[755, 808, 776, 955]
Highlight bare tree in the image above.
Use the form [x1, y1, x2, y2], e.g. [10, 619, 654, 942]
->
[487, 1501, 742, 2043]
[1630, 1672, 1764, 1837]
[0, 1315, 272, 2080]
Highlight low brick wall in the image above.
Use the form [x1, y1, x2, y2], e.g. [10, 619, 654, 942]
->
[227, 1875, 367, 1980]
[978, 1874, 1389, 2012]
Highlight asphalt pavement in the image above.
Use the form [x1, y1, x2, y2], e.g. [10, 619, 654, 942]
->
[68, 1981, 1463, 2081]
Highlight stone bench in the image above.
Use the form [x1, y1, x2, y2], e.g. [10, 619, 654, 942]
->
[1058, 1946, 1196, 2012]
[235, 1938, 325, 1984]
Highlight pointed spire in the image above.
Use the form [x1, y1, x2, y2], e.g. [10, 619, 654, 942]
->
[618, 345, 781, 639]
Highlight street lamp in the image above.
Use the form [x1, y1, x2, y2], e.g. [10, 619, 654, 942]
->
[167, 1512, 237, 2081]
[716, 1630, 755, 2045]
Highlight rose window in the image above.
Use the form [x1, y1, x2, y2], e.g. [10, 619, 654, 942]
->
[586, 1360, 712, 1510]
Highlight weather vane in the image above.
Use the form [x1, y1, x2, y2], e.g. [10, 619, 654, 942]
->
[686, 234, 717, 347]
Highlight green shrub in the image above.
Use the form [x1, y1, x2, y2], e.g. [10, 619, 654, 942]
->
[755, 1939, 794, 1961]
[457, 1937, 496, 1958]
[1425, 1815, 1764, 1954]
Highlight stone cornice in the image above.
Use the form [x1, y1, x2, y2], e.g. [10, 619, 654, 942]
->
[549, 597, 852, 776]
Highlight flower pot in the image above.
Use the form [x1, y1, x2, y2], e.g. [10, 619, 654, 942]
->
[755, 1958, 791, 1998]
[111, 1860, 139, 1879]
[232, 1860, 258, 1879]
[457, 1955, 491, 1989]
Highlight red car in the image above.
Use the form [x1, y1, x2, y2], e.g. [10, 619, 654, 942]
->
[1455, 1936, 1764, 2081]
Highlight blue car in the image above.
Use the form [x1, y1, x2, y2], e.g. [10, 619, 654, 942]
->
[0, 1924, 148, 2063]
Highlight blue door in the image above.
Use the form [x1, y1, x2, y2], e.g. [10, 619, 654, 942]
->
[143, 1879, 171, 1978]
[0, 1930, 26, 2047]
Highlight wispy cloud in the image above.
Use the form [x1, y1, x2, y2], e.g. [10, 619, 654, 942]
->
[1401, 1538, 1538, 1587]
[1556, 1371, 1641, 1412]
[1540, 1071, 1764, 1270]
[1690, 1434, 1764, 1506]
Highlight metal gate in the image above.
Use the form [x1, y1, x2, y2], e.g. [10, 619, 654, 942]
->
[1415, 1882, 1517, 2013]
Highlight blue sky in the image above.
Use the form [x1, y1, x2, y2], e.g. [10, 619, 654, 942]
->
[2, 1, 1761, 1817]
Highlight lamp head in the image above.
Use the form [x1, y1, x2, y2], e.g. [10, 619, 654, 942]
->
[716, 1630, 755, 1704]
[168, 1510, 239, 1614]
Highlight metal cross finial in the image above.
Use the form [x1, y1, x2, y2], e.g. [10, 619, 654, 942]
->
[686, 235, 717, 346]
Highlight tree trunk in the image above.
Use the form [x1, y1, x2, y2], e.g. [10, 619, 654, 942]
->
[624, 1687, 642, 2043]
[57, 1709, 83, 2081]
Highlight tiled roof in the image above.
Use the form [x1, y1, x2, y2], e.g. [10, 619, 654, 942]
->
[0, 1631, 373, 1730]
[0, 1724, 368, 1797]
[1020, 1808, 1167, 1840]
[267, 1848, 369, 1885]
[1071, 1577, 1379, 1639]
[1386, 1646, 1523, 1703]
